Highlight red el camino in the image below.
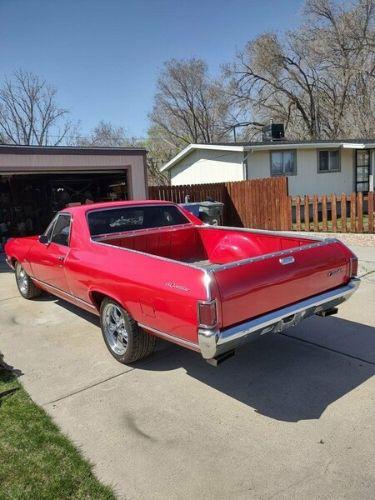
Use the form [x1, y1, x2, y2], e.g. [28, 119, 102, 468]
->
[5, 201, 360, 366]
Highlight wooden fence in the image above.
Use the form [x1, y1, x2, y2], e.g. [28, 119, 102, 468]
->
[290, 192, 374, 233]
[149, 177, 290, 230]
[149, 180, 375, 233]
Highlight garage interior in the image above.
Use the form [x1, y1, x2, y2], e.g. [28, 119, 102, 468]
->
[0, 171, 128, 238]
[0, 145, 147, 250]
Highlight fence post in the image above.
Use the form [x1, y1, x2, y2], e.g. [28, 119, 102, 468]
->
[368, 192, 374, 233]
[341, 193, 347, 233]
[350, 192, 356, 233]
[287, 196, 293, 230]
[357, 192, 363, 233]
[331, 194, 337, 232]
[304, 195, 310, 231]
[313, 194, 319, 231]
[295, 196, 301, 231]
[322, 194, 328, 232]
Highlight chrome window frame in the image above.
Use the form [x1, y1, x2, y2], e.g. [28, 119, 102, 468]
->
[50, 212, 72, 247]
[85, 203, 192, 239]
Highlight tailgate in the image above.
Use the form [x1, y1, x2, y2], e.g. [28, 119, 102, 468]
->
[213, 240, 353, 328]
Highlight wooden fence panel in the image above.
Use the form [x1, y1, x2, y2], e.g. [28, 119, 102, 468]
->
[288, 191, 374, 234]
[149, 177, 290, 230]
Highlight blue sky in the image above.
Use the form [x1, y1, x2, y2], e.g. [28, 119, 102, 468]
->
[0, 0, 304, 138]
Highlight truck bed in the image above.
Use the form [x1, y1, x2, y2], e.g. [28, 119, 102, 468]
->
[95, 225, 317, 267]
[96, 225, 352, 328]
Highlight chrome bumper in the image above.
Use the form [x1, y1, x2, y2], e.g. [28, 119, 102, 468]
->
[198, 278, 360, 360]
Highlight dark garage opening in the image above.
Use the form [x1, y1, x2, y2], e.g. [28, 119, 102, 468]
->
[0, 171, 128, 246]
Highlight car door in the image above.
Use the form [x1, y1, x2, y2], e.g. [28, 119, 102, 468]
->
[29, 213, 72, 293]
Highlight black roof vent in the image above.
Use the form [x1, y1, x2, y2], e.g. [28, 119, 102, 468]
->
[262, 123, 285, 142]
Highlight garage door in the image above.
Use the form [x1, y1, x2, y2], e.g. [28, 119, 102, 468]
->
[0, 171, 128, 245]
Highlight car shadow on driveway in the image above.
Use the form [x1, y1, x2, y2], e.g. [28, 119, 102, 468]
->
[50, 298, 375, 423]
[136, 316, 375, 423]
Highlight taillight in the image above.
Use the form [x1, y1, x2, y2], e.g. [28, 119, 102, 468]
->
[198, 300, 217, 328]
[349, 256, 358, 277]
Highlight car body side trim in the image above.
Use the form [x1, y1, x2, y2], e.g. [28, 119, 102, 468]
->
[138, 323, 200, 352]
[32, 277, 97, 311]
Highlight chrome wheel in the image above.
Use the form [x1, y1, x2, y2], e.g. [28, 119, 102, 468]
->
[102, 303, 128, 355]
[16, 265, 29, 295]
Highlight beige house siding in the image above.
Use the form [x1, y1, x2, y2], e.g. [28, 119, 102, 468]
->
[247, 148, 354, 196]
[169, 146, 357, 195]
[170, 149, 244, 185]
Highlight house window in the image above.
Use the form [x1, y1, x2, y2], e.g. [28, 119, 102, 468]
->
[270, 150, 296, 176]
[318, 150, 340, 172]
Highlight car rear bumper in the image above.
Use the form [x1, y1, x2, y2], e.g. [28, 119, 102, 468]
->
[198, 278, 360, 360]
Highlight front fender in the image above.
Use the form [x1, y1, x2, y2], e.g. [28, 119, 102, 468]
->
[4, 237, 38, 274]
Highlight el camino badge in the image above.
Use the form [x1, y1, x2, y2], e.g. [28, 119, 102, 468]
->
[165, 282, 190, 292]
[328, 268, 344, 277]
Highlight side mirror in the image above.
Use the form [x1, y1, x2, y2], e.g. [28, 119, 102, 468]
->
[39, 234, 50, 245]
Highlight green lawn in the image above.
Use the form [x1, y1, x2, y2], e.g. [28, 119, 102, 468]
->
[0, 361, 115, 500]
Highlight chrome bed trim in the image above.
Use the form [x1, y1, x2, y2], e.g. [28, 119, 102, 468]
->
[199, 224, 332, 242]
[206, 238, 337, 273]
[138, 323, 200, 352]
[93, 222, 194, 242]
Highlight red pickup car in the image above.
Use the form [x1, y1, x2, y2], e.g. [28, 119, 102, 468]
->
[5, 201, 360, 366]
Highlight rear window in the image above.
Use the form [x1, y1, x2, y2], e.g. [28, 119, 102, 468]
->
[88, 205, 189, 236]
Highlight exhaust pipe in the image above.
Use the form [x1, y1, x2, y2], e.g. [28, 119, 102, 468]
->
[206, 350, 235, 367]
[316, 307, 338, 318]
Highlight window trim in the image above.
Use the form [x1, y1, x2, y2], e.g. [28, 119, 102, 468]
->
[270, 149, 297, 177]
[43, 215, 58, 240]
[50, 212, 72, 247]
[317, 149, 341, 173]
[86, 204, 191, 238]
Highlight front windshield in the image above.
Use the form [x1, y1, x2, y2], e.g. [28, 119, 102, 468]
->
[87, 205, 189, 236]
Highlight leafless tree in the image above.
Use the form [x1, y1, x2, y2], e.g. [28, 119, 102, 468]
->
[75, 120, 169, 185]
[76, 120, 129, 147]
[225, 0, 375, 140]
[142, 136, 171, 185]
[0, 70, 72, 145]
[149, 59, 234, 157]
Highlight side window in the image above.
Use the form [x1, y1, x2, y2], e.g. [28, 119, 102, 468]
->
[318, 150, 340, 172]
[43, 216, 58, 240]
[270, 150, 297, 176]
[50, 214, 71, 246]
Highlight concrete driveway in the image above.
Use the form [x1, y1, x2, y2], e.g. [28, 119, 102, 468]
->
[1, 247, 375, 499]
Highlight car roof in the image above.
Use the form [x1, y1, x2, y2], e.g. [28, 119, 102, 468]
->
[61, 200, 177, 215]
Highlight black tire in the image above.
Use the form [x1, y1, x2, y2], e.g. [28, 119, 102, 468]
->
[100, 298, 156, 364]
[15, 261, 42, 299]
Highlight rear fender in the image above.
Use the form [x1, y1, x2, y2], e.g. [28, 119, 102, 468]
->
[88, 288, 135, 317]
